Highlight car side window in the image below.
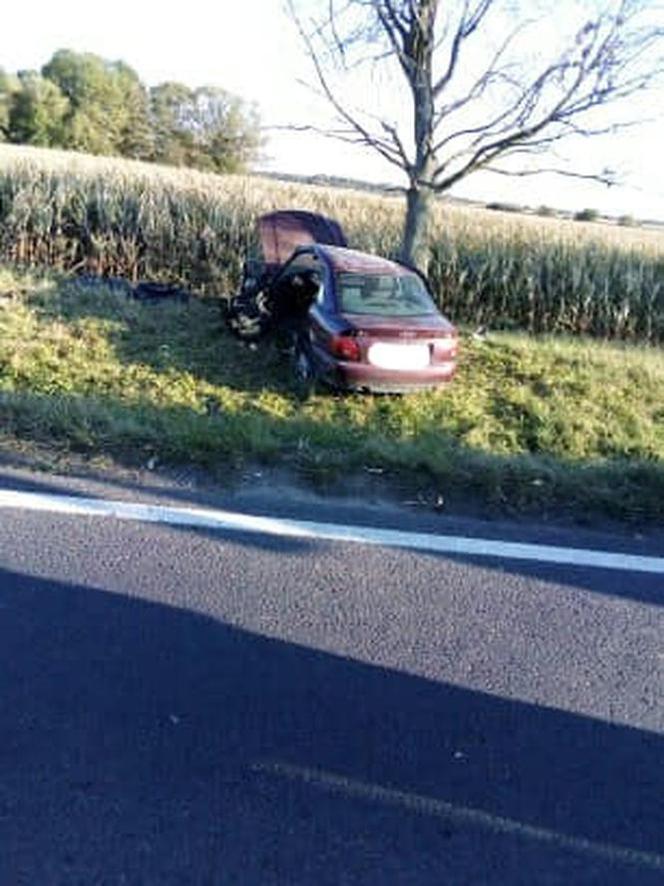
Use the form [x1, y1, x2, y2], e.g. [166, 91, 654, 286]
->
[285, 251, 319, 275]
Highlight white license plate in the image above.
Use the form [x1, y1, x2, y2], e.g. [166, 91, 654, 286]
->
[367, 342, 430, 371]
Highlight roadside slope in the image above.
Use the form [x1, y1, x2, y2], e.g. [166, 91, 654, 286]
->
[1, 265, 663, 524]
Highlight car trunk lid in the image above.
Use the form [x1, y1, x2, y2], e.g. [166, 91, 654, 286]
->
[340, 312, 455, 339]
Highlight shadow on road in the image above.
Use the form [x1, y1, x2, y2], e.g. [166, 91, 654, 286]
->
[1, 567, 663, 884]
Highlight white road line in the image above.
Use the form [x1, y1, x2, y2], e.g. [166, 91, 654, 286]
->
[251, 760, 664, 872]
[0, 488, 663, 574]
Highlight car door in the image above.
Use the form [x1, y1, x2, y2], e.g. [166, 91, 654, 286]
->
[306, 257, 341, 364]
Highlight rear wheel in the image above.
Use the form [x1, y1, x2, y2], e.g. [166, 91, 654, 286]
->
[291, 335, 317, 399]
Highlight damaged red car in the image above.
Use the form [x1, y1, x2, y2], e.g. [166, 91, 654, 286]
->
[227, 210, 458, 393]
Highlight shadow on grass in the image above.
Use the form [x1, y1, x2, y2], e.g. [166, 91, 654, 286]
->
[2, 566, 663, 885]
[26, 277, 294, 394]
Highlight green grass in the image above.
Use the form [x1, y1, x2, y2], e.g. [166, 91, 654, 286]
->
[1, 264, 664, 523]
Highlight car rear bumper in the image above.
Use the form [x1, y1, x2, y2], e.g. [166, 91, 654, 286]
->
[334, 360, 457, 393]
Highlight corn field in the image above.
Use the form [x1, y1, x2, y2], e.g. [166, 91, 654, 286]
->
[1, 143, 663, 342]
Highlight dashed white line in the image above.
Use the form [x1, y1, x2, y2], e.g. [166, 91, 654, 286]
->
[251, 760, 664, 872]
[0, 488, 663, 574]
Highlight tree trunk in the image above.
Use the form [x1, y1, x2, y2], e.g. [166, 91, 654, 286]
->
[401, 183, 432, 271]
[400, 0, 438, 272]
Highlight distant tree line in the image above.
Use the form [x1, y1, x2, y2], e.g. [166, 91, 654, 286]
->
[0, 50, 261, 174]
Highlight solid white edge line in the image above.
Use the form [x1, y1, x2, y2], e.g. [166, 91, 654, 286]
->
[251, 760, 664, 872]
[0, 488, 663, 575]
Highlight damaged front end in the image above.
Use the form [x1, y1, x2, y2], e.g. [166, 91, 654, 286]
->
[226, 210, 347, 340]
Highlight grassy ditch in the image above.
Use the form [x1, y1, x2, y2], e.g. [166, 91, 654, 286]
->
[1, 265, 663, 523]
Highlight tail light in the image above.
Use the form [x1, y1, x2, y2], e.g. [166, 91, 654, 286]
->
[328, 333, 361, 362]
[433, 333, 458, 358]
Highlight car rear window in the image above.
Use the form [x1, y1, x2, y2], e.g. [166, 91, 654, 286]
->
[337, 272, 438, 316]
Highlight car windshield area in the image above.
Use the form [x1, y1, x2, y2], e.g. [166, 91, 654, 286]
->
[336, 271, 437, 317]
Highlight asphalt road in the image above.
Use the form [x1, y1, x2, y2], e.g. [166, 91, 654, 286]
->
[1, 466, 663, 885]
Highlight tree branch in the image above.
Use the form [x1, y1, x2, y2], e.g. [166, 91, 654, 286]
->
[484, 163, 618, 186]
[286, 0, 409, 171]
[433, 0, 496, 97]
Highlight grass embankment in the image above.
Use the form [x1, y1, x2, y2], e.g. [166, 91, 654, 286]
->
[2, 266, 663, 523]
[1, 143, 663, 343]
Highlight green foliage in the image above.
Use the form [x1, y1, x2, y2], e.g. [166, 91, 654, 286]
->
[148, 83, 261, 173]
[0, 68, 19, 140]
[486, 201, 521, 213]
[41, 51, 154, 160]
[618, 214, 637, 228]
[0, 50, 259, 172]
[5, 72, 69, 146]
[574, 208, 599, 222]
[149, 81, 195, 167]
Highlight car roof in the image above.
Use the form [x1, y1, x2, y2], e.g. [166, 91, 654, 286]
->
[314, 245, 414, 276]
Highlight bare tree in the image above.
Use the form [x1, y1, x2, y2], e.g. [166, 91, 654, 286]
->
[288, 0, 664, 269]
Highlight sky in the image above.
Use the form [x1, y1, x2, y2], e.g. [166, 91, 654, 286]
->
[2, 0, 663, 220]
